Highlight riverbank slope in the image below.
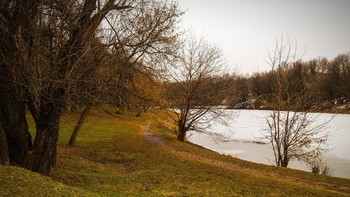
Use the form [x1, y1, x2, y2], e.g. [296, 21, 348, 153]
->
[1, 108, 350, 196]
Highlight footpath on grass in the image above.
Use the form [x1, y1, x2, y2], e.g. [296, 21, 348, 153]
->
[2, 109, 350, 196]
[140, 119, 350, 194]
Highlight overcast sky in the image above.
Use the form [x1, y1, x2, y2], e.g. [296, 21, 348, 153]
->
[177, 0, 350, 74]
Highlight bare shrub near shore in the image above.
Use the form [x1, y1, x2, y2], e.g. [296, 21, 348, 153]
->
[309, 157, 332, 176]
[263, 36, 330, 168]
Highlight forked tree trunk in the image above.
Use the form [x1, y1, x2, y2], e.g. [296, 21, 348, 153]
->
[25, 103, 61, 176]
[0, 0, 39, 167]
[68, 104, 92, 146]
[0, 65, 32, 166]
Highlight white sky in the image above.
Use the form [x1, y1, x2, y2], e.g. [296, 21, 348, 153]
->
[177, 0, 350, 74]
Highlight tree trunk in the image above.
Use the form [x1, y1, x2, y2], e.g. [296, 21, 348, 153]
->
[25, 103, 61, 176]
[177, 130, 186, 142]
[0, 0, 39, 167]
[176, 126, 186, 142]
[281, 152, 289, 167]
[0, 120, 10, 165]
[68, 104, 92, 146]
[176, 120, 187, 142]
[0, 65, 32, 166]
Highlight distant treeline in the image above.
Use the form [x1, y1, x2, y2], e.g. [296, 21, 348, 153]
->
[166, 53, 350, 112]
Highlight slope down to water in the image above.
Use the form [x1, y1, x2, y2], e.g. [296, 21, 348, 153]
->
[1, 108, 350, 196]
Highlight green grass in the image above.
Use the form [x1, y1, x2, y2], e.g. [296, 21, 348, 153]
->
[1, 107, 350, 196]
[0, 166, 97, 196]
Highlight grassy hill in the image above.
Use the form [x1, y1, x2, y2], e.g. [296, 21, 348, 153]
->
[1, 108, 350, 196]
[0, 165, 96, 196]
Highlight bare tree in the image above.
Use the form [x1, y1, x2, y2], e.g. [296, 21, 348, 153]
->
[0, 0, 182, 175]
[263, 36, 329, 168]
[67, 39, 116, 146]
[21, 0, 138, 176]
[166, 36, 227, 142]
[67, 0, 182, 145]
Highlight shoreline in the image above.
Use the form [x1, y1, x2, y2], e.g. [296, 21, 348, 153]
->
[188, 131, 350, 179]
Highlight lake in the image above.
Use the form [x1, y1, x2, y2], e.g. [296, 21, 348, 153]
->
[187, 110, 350, 179]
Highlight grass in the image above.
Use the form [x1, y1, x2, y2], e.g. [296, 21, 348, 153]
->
[0, 166, 97, 196]
[1, 107, 350, 196]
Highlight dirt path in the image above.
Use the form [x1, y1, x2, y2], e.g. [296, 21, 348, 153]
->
[140, 120, 350, 194]
[142, 121, 279, 177]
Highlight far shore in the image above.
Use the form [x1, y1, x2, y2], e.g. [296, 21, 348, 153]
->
[226, 106, 350, 115]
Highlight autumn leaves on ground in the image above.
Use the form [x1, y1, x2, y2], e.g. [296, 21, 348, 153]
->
[1, 108, 349, 196]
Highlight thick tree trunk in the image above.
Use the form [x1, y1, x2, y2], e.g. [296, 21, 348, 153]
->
[0, 120, 10, 165]
[68, 104, 92, 146]
[25, 103, 61, 176]
[0, 65, 32, 166]
[0, 0, 39, 167]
